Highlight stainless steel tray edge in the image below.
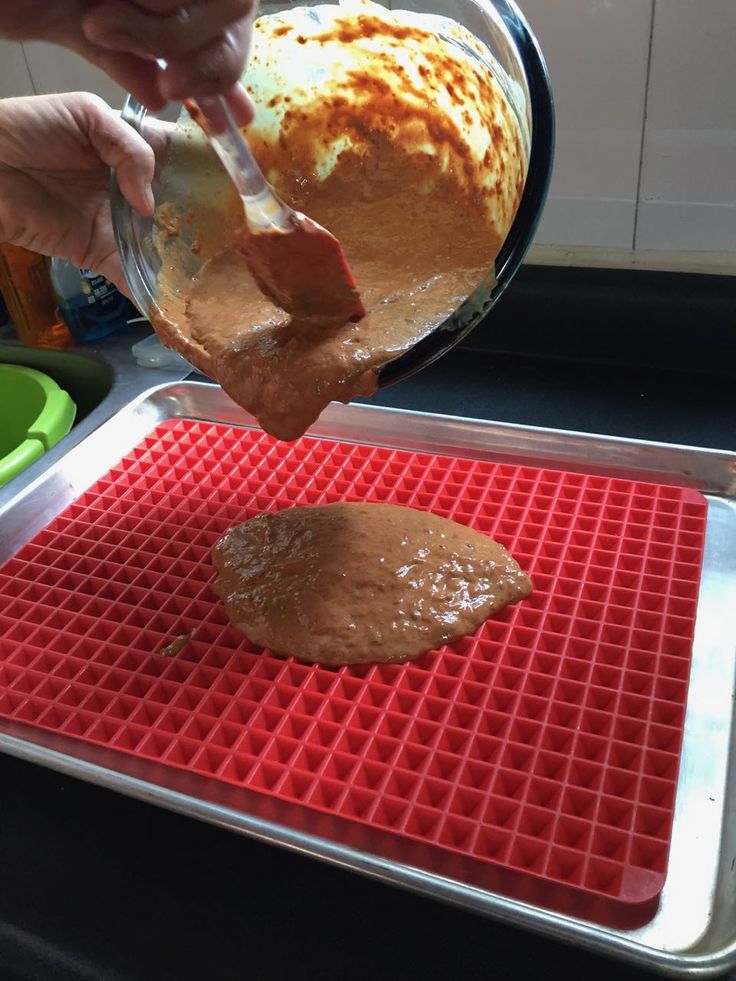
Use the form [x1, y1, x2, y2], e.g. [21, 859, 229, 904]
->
[0, 725, 731, 979]
[0, 381, 734, 977]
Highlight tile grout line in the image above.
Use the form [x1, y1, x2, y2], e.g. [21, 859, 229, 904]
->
[632, 0, 657, 251]
[19, 42, 38, 96]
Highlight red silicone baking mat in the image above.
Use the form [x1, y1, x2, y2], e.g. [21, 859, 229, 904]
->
[0, 419, 707, 920]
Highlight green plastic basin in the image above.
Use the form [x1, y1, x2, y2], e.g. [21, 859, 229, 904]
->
[0, 364, 76, 488]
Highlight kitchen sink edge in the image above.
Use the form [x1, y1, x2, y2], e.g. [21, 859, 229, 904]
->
[0, 327, 191, 510]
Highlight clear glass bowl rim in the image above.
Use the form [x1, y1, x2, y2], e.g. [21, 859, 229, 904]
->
[111, 0, 555, 389]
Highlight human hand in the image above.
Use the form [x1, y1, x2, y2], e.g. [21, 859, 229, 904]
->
[0, 93, 157, 297]
[0, 1, 255, 122]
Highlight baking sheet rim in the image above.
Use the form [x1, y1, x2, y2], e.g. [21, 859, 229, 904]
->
[0, 381, 734, 978]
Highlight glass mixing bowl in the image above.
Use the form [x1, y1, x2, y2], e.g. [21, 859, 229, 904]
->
[111, 0, 553, 387]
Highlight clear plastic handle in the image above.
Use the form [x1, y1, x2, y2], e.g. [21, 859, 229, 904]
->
[192, 96, 292, 234]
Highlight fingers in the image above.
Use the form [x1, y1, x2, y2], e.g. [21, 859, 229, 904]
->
[93, 42, 254, 117]
[159, 25, 250, 101]
[82, 0, 256, 104]
[140, 116, 177, 161]
[76, 94, 157, 216]
[224, 83, 255, 127]
[4, 1, 255, 112]
[190, 82, 254, 133]
[93, 49, 168, 111]
[83, 0, 255, 62]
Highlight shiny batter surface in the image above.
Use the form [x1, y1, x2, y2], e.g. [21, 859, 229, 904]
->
[152, 1, 526, 441]
[211, 502, 532, 666]
[183, 163, 497, 440]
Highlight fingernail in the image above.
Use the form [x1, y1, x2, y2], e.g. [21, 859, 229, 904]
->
[144, 182, 155, 216]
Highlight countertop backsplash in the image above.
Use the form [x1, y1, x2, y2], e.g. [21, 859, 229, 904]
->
[0, 0, 734, 268]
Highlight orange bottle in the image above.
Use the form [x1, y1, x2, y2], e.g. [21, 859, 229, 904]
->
[0, 244, 72, 349]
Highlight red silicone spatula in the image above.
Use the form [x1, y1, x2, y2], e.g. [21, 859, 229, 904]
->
[186, 97, 365, 324]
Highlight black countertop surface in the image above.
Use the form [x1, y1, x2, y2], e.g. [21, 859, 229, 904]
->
[1, 265, 735, 981]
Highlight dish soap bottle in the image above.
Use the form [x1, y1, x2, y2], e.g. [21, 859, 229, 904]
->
[49, 258, 139, 343]
[0, 244, 73, 349]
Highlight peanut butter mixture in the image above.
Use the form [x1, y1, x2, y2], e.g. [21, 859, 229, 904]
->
[152, 3, 526, 440]
[212, 502, 532, 666]
[182, 150, 500, 440]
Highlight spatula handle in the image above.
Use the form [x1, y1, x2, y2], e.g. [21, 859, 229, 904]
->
[190, 96, 292, 234]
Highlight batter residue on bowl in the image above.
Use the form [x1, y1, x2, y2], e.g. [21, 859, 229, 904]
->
[152, 0, 526, 441]
[211, 502, 532, 666]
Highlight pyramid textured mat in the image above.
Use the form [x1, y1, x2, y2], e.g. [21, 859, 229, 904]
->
[0, 419, 708, 915]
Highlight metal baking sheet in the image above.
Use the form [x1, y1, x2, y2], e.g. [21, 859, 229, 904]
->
[0, 381, 734, 977]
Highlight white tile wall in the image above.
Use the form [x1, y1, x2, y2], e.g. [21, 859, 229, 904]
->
[635, 0, 736, 251]
[0, 3, 734, 255]
[521, 0, 653, 250]
[21, 43, 125, 107]
[0, 40, 34, 98]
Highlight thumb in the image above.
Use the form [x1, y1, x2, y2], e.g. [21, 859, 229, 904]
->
[80, 94, 157, 216]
